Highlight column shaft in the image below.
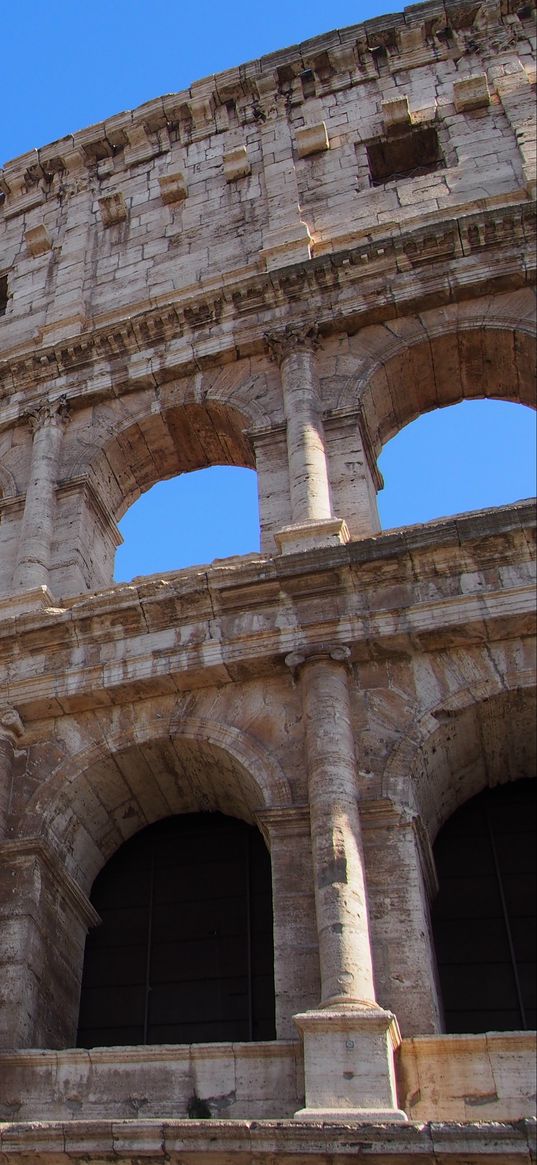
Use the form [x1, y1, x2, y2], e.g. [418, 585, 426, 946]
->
[13, 401, 68, 591]
[280, 347, 332, 524]
[299, 654, 376, 1006]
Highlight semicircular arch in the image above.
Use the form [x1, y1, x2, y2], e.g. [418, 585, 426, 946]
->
[334, 292, 536, 458]
[88, 398, 256, 522]
[382, 671, 536, 843]
[17, 712, 293, 892]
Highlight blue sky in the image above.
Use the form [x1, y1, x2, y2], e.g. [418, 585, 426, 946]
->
[2, 2, 535, 581]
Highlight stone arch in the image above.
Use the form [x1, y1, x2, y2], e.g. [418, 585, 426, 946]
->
[17, 711, 293, 893]
[88, 398, 256, 522]
[383, 670, 536, 844]
[333, 290, 536, 458]
[0, 463, 17, 499]
[66, 357, 281, 516]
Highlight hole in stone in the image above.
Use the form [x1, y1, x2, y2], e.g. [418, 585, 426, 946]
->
[367, 125, 444, 184]
[0, 273, 8, 316]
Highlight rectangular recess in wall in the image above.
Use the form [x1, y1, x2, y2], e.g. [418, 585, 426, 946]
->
[366, 126, 444, 185]
[0, 273, 8, 316]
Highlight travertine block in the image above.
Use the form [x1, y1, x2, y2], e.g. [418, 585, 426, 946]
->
[382, 96, 412, 130]
[158, 171, 188, 204]
[98, 192, 128, 226]
[223, 145, 251, 181]
[25, 225, 52, 256]
[295, 121, 330, 158]
[260, 220, 312, 269]
[453, 74, 491, 112]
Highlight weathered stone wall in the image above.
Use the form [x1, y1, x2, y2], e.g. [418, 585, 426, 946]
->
[0, 0, 535, 1144]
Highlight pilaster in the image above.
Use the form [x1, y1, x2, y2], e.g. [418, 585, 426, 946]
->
[256, 75, 313, 270]
[361, 799, 442, 1036]
[324, 408, 382, 540]
[0, 838, 99, 1049]
[0, 707, 23, 838]
[256, 806, 320, 1036]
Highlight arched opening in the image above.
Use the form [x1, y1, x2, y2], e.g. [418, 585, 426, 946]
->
[432, 779, 536, 1034]
[114, 465, 260, 581]
[377, 399, 536, 529]
[80, 399, 258, 591]
[76, 812, 276, 1048]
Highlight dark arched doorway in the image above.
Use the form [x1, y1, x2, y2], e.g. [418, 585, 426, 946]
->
[432, 779, 536, 1034]
[76, 813, 276, 1047]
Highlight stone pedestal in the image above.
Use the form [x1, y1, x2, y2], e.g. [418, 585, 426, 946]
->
[294, 1007, 406, 1121]
[257, 807, 320, 1037]
[275, 517, 349, 555]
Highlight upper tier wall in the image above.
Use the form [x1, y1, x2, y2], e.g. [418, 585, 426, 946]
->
[1, 0, 535, 364]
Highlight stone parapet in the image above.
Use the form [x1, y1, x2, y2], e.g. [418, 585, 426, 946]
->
[398, 1032, 537, 1123]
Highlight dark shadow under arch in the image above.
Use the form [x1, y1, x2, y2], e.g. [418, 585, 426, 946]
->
[77, 812, 276, 1048]
[432, 779, 536, 1034]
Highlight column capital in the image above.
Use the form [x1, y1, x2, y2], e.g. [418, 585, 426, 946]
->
[25, 394, 70, 433]
[0, 705, 24, 744]
[285, 644, 351, 674]
[264, 323, 320, 366]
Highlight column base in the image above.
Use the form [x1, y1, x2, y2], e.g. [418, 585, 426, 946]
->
[293, 1005, 407, 1123]
[294, 1107, 407, 1123]
[0, 585, 61, 618]
[275, 517, 350, 555]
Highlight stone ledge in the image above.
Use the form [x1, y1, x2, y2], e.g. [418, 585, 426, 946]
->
[0, 1117, 534, 1162]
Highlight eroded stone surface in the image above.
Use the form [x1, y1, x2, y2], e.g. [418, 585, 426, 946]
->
[0, 0, 535, 1152]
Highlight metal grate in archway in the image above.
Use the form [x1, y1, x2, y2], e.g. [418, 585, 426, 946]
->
[432, 779, 536, 1033]
[76, 813, 276, 1047]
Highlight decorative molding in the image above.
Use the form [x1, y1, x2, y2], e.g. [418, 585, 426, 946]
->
[256, 805, 311, 842]
[0, 706, 24, 743]
[264, 323, 320, 364]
